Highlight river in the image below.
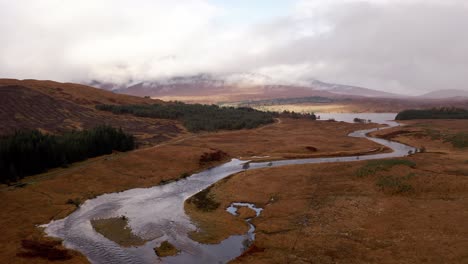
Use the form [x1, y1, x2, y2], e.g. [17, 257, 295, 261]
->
[43, 113, 415, 264]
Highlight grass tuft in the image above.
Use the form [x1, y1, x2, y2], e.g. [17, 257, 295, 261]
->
[376, 173, 415, 194]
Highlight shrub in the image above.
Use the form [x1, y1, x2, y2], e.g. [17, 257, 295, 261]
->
[17, 239, 72, 261]
[187, 186, 220, 212]
[199, 150, 228, 165]
[66, 198, 81, 208]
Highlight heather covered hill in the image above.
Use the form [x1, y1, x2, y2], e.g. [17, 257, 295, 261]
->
[0, 79, 182, 144]
[0, 79, 160, 107]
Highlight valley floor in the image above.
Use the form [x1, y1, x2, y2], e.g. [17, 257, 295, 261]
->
[0, 118, 382, 263]
[2, 119, 467, 263]
[186, 119, 468, 263]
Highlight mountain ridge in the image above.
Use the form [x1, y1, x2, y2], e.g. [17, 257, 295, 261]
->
[87, 73, 403, 103]
[420, 89, 468, 99]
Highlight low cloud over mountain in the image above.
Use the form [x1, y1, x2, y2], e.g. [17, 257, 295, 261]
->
[1, 0, 468, 95]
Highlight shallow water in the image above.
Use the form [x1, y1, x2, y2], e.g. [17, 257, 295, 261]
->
[44, 113, 415, 264]
[315, 112, 398, 125]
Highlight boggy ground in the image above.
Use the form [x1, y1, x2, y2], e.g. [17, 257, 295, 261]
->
[0, 118, 383, 263]
[179, 118, 386, 161]
[186, 119, 468, 263]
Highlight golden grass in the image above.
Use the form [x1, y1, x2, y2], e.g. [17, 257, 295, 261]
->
[0, 118, 387, 263]
[91, 216, 146, 247]
[154, 241, 179, 257]
[185, 120, 468, 264]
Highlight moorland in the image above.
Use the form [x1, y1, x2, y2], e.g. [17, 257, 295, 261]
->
[1, 79, 467, 263]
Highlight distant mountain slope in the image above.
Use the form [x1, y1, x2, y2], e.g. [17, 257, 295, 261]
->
[308, 80, 400, 98]
[88, 73, 402, 103]
[420, 89, 468, 99]
[0, 79, 182, 144]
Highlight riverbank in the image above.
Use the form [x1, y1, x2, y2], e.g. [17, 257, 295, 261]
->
[0, 118, 385, 263]
[186, 119, 468, 263]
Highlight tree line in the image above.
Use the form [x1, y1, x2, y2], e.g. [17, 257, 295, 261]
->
[96, 102, 277, 132]
[0, 125, 135, 183]
[396, 107, 468, 120]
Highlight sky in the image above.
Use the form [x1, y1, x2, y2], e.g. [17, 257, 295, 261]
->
[1, 0, 467, 95]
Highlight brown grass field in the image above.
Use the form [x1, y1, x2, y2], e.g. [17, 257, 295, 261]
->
[185, 119, 468, 263]
[0, 118, 388, 263]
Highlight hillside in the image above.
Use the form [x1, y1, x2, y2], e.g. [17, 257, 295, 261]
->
[0, 79, 160, 107]
[0, 79, 182, 144]
[420, 89, 468, 99]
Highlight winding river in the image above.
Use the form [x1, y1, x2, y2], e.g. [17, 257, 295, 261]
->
[43, 113, 416, 264]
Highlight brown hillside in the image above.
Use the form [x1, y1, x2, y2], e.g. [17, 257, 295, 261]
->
[0, 79, 183, 144]
[0, 79, 162, 107]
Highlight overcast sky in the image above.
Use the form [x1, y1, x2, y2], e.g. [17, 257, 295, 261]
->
[1, 0, 467, 95]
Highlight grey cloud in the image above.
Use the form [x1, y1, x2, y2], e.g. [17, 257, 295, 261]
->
[0, 1, 467, 95]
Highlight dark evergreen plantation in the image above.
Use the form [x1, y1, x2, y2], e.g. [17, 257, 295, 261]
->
[0, 126, 135, 183]
[96, 103, 276, 132]
[396, 107, 468, 120]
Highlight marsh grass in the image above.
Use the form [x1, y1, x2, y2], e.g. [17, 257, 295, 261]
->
[154, 241, 179, 257]
[356, 159, 416, 177]
[444, 133, 468, 149]
[91, 216, 146, 247]
[424, 128, 443, 140]
[420, 129, 468, 149]
[376, 173, 415, 194]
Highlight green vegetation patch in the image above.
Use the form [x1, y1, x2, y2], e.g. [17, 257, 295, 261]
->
[444, 133, 468, 149]
[376, 173, 415, 194]
[154, 241, 179, 257]
[356, 159, 416, 177]
[423, 128, 443, 140]
[0, 126, 135, 183]
[396, 107, 468, 120]
[186, 185, 220, 212]
[96, 102, 276, 132]
[91, 216, 146, 247]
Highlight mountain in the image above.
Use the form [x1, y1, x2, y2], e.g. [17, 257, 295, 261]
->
[0, 79, 182, 143]
[308, 80, 400, 98]
[88, 73, 402, 103]
[420, 89, 468, 99]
